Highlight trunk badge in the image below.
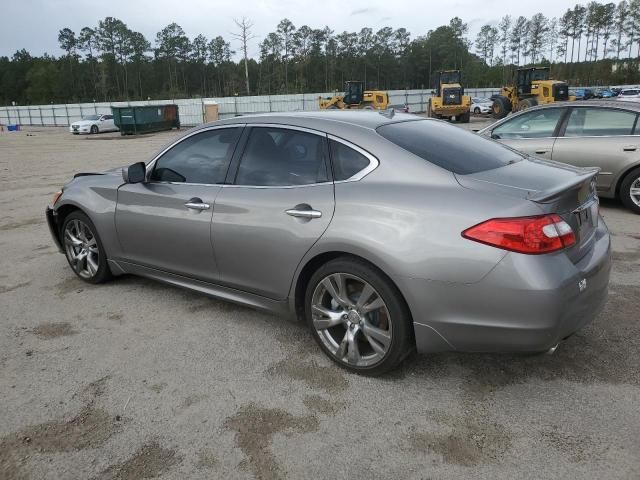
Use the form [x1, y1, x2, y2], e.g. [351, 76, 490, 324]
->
[578, 278, 588, 293]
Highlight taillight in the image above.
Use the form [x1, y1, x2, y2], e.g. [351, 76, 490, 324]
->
[462, 214, 576, 254]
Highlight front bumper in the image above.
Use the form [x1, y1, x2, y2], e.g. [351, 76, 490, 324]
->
[402, 219, 612, 354]
[46, 207, 64, 253]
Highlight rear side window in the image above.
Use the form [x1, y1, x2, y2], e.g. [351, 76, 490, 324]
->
[329, 140, 371, 181]
[377, 120, 522, 175]
[564, 108, 637, 137]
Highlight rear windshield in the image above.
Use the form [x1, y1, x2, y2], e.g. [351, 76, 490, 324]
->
[377, 120, 523, 175]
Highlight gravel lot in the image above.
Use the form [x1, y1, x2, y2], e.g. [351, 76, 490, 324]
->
[1, 119, 639, 480]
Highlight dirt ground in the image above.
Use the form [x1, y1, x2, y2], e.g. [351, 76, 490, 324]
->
[1, 120, 639, 480]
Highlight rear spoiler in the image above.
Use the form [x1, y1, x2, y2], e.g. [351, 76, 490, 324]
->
[529, 168, 599, 203]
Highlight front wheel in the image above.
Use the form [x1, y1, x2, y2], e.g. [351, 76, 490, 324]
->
[474, 107, 481, 114]
[90, 125, 99, 134]
[305, 257, 413, 375]
[62, 211, 112, 283]
[620, 167, 640, 214]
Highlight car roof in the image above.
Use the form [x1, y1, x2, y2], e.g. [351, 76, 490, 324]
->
[206, 110, 422, 133]
[524, 99, 640, 111]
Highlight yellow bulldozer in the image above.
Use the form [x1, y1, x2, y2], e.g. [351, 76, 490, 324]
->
[427, 70, 471, 123]
[492, 67, 574, 119]
[319, 81, 389, 110]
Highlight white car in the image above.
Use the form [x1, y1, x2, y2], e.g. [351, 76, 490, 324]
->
[69, 114, 118, 134]
[617, 89, 640, 101]
[471, 97, 492, 114]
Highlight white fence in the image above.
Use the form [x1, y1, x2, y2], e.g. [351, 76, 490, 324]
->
[0, 88, 507, 128]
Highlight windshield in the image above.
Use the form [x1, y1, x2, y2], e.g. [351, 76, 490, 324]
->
[83, 115, 101, 120]
[439, 71, 461, 84]
[377, 120, 523, 175]
[530, 69, 550, 81]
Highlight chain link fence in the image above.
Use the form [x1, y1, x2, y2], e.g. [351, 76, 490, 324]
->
[0, 88, 507, 128]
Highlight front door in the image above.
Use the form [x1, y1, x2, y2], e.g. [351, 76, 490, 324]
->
[212, 126, 335, 300]
[489, 106, 566, 159]
[115, 126, 242, 282]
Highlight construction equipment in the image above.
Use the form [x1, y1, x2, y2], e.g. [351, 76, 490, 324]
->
[427, 70, 472, 123]
[491, 67, 574, 119]
[319, 81, 389, 110]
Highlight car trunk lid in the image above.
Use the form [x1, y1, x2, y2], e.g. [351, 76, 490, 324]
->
[455, 157, 599, 263]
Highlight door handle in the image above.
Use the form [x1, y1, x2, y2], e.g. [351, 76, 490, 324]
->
[184, 199, 210, 211]
[623, 146, 638, 152]
[286, 208, 322, 219]
[535, 150, 547, 155]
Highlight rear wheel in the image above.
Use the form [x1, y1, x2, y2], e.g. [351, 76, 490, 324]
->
[62, 211, 112, 284]
[459, 111, 471, 123]
[90, 125, 99, 134]
[517, 98, 538, 111]
[305, 257, 413, 375]
[492, 96, 512, 119]
[620, 167, 640, 214]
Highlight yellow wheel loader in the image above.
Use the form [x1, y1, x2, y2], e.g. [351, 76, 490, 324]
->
[319, 81, 389, 110]
[492, 67, 575, 119]
[427, 70, 472, 123]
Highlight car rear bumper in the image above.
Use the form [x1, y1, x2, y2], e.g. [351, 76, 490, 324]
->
[46, 207, 64, 253]
[401, 218, 611, 354]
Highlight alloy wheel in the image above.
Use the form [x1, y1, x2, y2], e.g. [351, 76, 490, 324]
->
[311, 273, 392, 367]
[64, 219, 100, 279]
[630, 176, 640, 207]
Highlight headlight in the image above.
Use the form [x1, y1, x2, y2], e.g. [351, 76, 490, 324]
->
[51, 190, 63, 206]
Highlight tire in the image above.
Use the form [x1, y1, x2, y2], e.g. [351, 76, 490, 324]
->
[517, 97, 538, 111]
[459, 112, 471, 123]
[620, 167, 640, 214]
[327, 105, 339, 110]
[90, 125, 99, 134]
[474, 107, 481, 114]
[304, 257, 413, 376]
[61, 211, 112, 284]
[492, 96, 512, 119]
[363, 105, 375, 110]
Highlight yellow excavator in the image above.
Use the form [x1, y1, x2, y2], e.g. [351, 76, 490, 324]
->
[427, 70, 471, 123]
[319, 81, 389, 110]
[492, 67, 575, 119]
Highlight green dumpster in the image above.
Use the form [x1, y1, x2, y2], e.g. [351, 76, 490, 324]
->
[111, 104, 180, 135]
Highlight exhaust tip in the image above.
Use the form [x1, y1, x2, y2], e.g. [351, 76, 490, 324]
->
[546, 343, 560, 355]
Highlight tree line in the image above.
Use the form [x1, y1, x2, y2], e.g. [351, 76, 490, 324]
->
[2, 2, 640, 106]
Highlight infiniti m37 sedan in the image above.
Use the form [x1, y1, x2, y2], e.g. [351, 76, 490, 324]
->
[46, 111, 611, 375]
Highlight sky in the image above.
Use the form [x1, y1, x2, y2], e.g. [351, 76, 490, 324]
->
[1, 0, 584, 59]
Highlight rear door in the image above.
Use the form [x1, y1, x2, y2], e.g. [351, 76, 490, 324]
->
[115, 126, 242, 282]
[489, 107, 566, 159]
[551, 106, 640, 193]
[212, 125, 335, 300]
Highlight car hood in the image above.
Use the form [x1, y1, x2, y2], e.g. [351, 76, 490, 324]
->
[71, 120, 97, 127]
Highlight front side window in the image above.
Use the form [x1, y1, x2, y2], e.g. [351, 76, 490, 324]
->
[564, 108, 637, 137]
[235, 127, 329, 186]
[150, 128, 241, 184]
[491, 108, 565, 139]
[329, 140, 371, 181]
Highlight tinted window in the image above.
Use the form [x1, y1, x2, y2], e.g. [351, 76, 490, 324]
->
[151, 128, 240, 184]
[564, 107, 637, 137]
[235, 127, 329, 186]
[377, 120, 522, 175]
[103, 115, 113, 120]
[330, 140, 371, 181]
[492, 108, 564, 139]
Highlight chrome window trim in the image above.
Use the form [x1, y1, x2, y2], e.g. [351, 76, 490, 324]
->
[327, 134, 380, 183]
[144, 123, 245, 186]
[556, 134, 640, 139]
[228, 123, 334, 189]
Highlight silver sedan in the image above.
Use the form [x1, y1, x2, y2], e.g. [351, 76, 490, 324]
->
[46, 111, 611, 375]
[479, 100, 640, 214]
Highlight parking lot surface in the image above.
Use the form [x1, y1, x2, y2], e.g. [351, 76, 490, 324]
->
[1, 123, 639, 479]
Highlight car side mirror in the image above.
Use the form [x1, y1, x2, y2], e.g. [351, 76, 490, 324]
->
[122, 162, 146, 184]
[490, 133, 501, 140]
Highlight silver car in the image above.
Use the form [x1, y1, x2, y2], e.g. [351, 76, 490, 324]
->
[46, 111, 611, 375]
[479, 100, 640, 214]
